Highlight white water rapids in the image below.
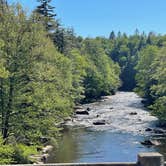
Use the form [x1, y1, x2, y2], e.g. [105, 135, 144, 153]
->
[67, 92, 158, 134]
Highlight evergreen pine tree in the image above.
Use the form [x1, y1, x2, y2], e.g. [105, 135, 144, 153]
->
[109, 31, 116, 40]
[35, 0, 58, 32]
[0, 0, 8, 13]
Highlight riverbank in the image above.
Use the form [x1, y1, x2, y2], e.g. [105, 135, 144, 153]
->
[30, 145, 53, 164]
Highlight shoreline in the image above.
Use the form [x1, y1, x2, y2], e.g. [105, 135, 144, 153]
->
[30, 145, 53, 164]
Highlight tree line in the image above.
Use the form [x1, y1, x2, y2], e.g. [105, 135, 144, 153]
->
[0, 0, 120, 163]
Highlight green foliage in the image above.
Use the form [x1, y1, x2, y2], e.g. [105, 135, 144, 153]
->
[67, 49, 87, 103]
[0, 136, 38, 164]
[52, 30, 121, 102]
[150, 97, 166, 121]
[13, 144, 38, 164]
[53, 28, 80, 54]
[108, 30, 166, 121]
[108, 31, 146, 90]
[135, 46, 159, 98]
[0, 61, 9, 78]
[0, 137, 14, 164]
[135, 44, 166, 121]
[150, 48, 166, 97]
[0, 2, 121, 151]
[149, 48, 166, 121]
[0, 2, 121, 164]
[82, 39, 120, 100]
[0, 4, 73, 145]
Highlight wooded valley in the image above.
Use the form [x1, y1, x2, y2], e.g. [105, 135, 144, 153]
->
[0, 0, 165, 164]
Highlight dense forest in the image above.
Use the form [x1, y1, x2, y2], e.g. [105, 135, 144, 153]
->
[0, 0, 165, 164]
[0, 1, 120, 163]
[107, 30, 166, 124]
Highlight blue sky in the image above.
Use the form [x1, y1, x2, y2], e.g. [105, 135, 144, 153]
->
[8, 0, 166, 37]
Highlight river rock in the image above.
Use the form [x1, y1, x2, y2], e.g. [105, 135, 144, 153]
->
[41, 154, 49, 163]
[100, 99, 106, 102]
[145, 128, 153, 132]
[129, 112, 137, 115]
[141, 139, 161, 146]
[141, 140, 153, 146]
[111, 90, 116, 95]
[30, 152, 50, 164]
[64, 117, 72, 121]
[141, 99, 150, 106]
[93, 120, 106, 125]
[153, 128, 166, 134]
[37, 146, 42, 151]
[86, 107, 91, 111]
[101, 96, 109, 100]
[156, 121, 166, 128]
[76, 110, 89, 115]
[151, 140, 161, 146]
[42, 145, 53, 154]
[74, 105, 83, 109]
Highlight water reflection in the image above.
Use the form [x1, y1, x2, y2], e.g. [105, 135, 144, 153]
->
[154, 137, 166, 160]
[48, 127, 80, 163]
[47, 127, 166, 163]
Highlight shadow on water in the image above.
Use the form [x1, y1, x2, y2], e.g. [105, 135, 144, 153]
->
[153, 136, 166, 159]
[47, 127, 80, 163]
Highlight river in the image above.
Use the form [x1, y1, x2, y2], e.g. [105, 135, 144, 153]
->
[47, 92, 166, 163]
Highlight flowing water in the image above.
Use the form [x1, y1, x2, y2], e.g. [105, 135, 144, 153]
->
[47, 92, 166, 163]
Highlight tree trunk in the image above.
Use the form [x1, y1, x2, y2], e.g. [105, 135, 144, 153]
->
[2, 77, 14, 143]
[0, 78, 4, 136]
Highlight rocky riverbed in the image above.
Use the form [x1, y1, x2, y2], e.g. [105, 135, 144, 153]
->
[47, 92, 166, 163]
[66, 92, 159, 134]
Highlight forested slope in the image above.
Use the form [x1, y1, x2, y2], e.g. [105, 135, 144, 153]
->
[0, 1, 120, 163]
